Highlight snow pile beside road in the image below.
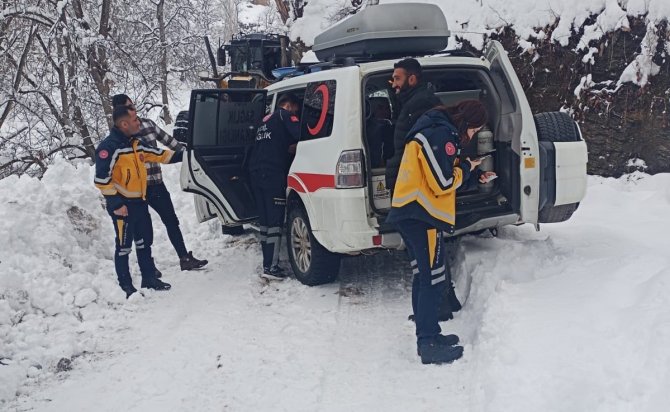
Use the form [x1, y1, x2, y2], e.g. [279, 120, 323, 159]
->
[2, 159, 670, 411]
[0, 159, 125, 401]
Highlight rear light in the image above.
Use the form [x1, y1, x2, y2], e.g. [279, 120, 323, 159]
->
[372, 235, 382, 246]
[335, 149, 365, 188]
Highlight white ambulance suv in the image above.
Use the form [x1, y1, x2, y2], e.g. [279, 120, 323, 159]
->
[179, 3, 588, 286]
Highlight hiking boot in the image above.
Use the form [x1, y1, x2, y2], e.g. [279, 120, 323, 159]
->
[141, 278, 172, 291]
[418, 341, 464, 365]
[417, 334, 460, 356]
[180, 251, 208, 271]
[121, 284, 137, 298]
[261, 265, 287, 281]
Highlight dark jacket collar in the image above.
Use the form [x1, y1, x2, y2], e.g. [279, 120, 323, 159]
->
[109, 126, 133, 142]
[397, 82, 430, 104]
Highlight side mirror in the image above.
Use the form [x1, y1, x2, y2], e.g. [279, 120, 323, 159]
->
[217, 47, 226, 66]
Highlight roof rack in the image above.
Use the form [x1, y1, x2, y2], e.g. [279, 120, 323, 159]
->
[312, 3, 450, 62]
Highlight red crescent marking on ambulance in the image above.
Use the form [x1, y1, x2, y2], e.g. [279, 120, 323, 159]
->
[288, 173, 334, 193]
[307, 84, 329, 136]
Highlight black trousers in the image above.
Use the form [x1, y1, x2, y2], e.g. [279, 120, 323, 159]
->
[395, 219, 448, 345]
[250, 171, 286, 268]
[109, 201, 157, 288]
[145, 182, 188, 258]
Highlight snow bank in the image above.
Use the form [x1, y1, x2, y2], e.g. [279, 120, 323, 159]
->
[0, 159, 125, 401]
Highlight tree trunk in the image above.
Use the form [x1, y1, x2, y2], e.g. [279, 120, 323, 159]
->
[157, 0, 173, 125]
[0, 25, 35, 130]
[275, 0, 290, 24]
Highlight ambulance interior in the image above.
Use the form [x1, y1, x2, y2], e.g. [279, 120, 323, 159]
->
[363, 67, 517, 230]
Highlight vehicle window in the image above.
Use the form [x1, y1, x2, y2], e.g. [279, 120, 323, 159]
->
[191, 90, 266, 147]
[301, 80, 336, 140]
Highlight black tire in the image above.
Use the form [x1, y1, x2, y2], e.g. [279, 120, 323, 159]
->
[173, 110, 189, 143]
[534, 112, 581, 223]
[222, 225, 245, 236]
[287, 206, 341, 286]
[534, 112, 581, 143]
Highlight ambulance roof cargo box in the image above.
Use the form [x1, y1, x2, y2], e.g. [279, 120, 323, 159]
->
[312, 3, 450, 61]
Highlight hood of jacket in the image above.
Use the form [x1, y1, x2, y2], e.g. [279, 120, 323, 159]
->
[405, 109, 457, 143]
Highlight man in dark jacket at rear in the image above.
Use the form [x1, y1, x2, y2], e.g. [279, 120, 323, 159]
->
[249, 93, 301, 281]
[385, 58, 440, 195]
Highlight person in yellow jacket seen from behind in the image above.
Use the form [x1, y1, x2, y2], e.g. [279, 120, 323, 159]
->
[94, 105, 183, 298]
[387, 100, 495, 364]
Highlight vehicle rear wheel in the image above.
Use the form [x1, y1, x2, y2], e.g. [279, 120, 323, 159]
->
[534, 112, 582, 223]
[287, 206, 341, 286]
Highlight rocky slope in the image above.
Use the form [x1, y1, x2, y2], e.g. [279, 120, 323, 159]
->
[489, 18, 669, 176]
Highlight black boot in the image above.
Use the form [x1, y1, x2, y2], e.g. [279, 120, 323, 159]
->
[121, 284, 137, 298]
[141, 278, 171, 291]
[418, 340, 464, 364]
[417, 334, 459, 356]
[180, 251, 208, 271]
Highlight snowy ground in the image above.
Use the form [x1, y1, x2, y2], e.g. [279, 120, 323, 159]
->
[1, 161, 669, 411]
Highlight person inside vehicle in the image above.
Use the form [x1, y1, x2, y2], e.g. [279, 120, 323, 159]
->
[385, 58, 441, 196]
[248, 93, 301, 280]
[94, 106, 183, 298]
[366, 96, 394, 168]
[386, 100, 495, 364]
[111, 94, 208, 274]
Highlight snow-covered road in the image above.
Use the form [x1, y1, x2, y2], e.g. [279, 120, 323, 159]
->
[2, 163, 670, 411]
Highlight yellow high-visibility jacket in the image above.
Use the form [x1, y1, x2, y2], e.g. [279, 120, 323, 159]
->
[94, 127, 182, 213]
[387, 109, 472, 233]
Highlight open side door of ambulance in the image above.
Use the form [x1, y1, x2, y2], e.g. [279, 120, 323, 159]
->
[180, 88, 266, 225]
[484, 40, 541, 224]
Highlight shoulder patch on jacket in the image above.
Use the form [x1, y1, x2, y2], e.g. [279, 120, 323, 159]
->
[445, 142, 456, 156]
[98, 149, 109, 159]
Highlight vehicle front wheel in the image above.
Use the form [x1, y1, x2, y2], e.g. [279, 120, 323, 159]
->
[287, 206, 341, 286]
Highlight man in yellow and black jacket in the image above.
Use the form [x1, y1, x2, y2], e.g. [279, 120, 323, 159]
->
[94, 106, 183, 297]
[387, 102, 488, 364]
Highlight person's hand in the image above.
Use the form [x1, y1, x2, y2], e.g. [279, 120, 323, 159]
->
[479, 171, 497, 183]
[113, 205, 128, 216]
[466, 157, 483, 171]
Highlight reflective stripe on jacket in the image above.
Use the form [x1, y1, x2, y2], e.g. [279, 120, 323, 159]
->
[94, 127, 181, 212]
[386, 109, 471, 232]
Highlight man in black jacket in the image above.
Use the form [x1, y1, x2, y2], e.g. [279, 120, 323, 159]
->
[385, 58, 440, 195]
[249, 93, 301, 280]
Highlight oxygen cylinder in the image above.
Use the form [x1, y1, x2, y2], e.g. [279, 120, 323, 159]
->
[476, 126, 495, 193]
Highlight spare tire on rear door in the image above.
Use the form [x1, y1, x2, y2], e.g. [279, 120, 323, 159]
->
[534, 112, 581, 223]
